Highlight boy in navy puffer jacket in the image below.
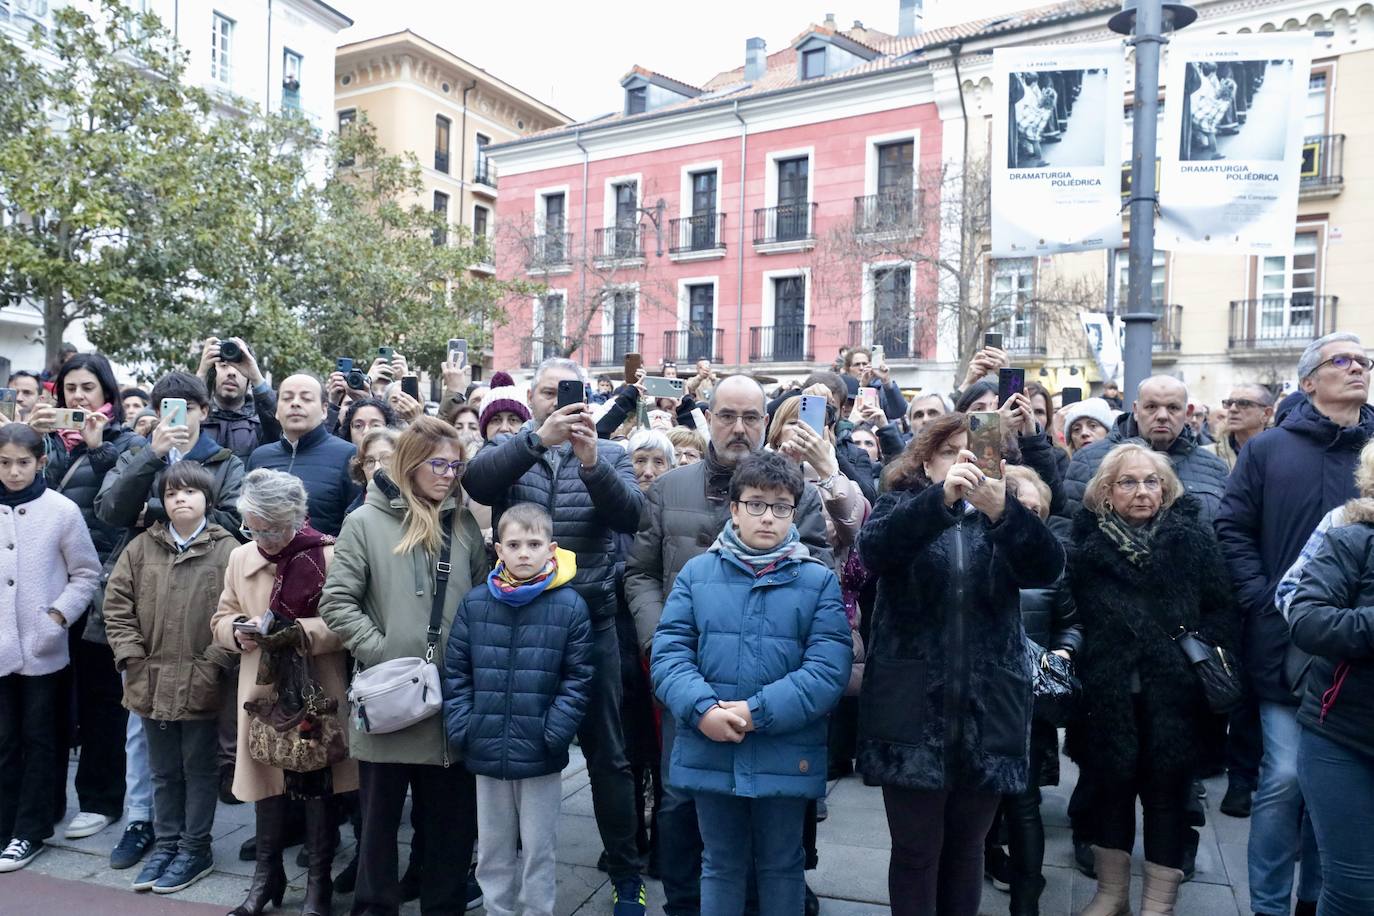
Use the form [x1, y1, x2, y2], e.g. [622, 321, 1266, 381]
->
[441, 502, 593, 916]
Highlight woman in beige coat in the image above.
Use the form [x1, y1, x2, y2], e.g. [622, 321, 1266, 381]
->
[212, 469, 357, 916]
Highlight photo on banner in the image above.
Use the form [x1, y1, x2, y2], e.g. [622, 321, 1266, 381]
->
[992, 44, 1123, 257]
[1159, 32, 1313, 254]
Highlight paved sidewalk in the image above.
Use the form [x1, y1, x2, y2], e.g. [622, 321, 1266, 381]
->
[11, 748, 1256, 915]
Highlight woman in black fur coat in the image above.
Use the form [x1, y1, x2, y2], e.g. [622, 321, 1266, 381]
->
[1067, 443, 1238, 916]
[857, 413, 1064, 916]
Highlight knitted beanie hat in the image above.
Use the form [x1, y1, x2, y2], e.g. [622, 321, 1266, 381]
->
[478, 371, 531, 436]
[1064, 397, 1117, 435]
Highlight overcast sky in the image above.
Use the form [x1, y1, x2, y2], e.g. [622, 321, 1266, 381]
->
[339, 0, 1039, 121]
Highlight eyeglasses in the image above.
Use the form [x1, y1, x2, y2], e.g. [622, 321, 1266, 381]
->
[1314, 354, 1373, 373]
[240, 523, 296, 541]
[1113, 476, 1163, 493]
[425, 459, 467, 477]
[1220, 398, 1263, 410]
[711, 411, 766, 428]
[362, 456, 387, 470]
[734, 499, 796, 519]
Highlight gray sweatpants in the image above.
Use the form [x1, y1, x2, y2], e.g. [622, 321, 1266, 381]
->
[475, 771, 563, 916]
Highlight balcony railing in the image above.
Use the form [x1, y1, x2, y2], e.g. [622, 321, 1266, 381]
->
[663, 327, 725, 364]
[990, 308, 1049, 357]
[1152, 303, 1183, 352]
[586, 332, 644, 367]
[669, 212, 727, 255]
[853, 189, 924, 235]
[1229, 296, 1338, 350]
[526, 232, 572, 270]
[434, 149, 449, 174]
[753, 203, 817, 246]
[593, 224, 646, 261]
[1300, 134, 1344, 194]
[519, 337, 570, 368]
[748, 325, 814, 363]
[847, 319, 913, 360]
[474, 157, 497, 188]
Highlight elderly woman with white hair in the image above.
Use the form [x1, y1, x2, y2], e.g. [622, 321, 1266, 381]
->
[212, 469, 356, 916]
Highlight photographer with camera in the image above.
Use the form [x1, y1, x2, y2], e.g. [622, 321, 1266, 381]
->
[196, 337, 281, 461]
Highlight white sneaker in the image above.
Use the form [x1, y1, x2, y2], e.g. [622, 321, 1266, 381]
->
[64, 812, 112, 839]
[0, 838, 43, 872]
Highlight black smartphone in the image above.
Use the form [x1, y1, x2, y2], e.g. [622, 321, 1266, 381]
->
[984, 332, 1003, 350]
[998, 367, 1025, 406]
[1061, 386, 1083, 407]
[401, 375, 420, 400]
[556, 379, 586, 410]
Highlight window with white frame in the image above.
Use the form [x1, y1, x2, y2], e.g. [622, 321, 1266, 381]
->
[1113, 248, 1166, 309]
[210, 12, 233, 85]
[282, 49, 302, 111]
[990, 259, 1036, 348]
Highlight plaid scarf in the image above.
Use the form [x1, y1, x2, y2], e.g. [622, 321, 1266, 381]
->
[259, 524, 335, 621]
[710, 521, 808, 576]
[1097, 510, 1160, 568]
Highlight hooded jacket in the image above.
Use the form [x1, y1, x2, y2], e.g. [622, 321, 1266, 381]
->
[319, 473, 488, 766]
[1215, 398, 1374, 703]
[1059, 413, 1229, 525]
[441, 549, 594, 780]
[101, 521, 239, 720]
[247, 422, 358, 537]
[856, 485, 1065, 795]
[651, 544, 851, 799]
[93, 433, 246, 536]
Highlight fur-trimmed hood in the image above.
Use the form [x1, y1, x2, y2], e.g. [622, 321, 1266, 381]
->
[1340, 496, 1374, 526]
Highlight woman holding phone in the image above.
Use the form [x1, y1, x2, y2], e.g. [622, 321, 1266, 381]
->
[858, 413, 1065, 916]
[766, 390, 867, 553]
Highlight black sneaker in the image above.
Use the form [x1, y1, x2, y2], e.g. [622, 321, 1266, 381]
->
[132, 846, 179, 891]
[152, 849, 214, 894]
[816, 799, 828, 822]
[804, 884, 820, 916]
[984, 845, 1012, 892]
[466, 871, 484, 911]
[1220, 781, 1253, 818]
[0, 838, 43, 872]
[110, 820, 155, 870]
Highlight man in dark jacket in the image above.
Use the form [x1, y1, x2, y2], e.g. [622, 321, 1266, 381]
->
[247, 374, 357, 538]
[1215, 332, 1373, 916]
[195, 337, 281, 461]
[624, 374, 833, 916]
[462, 357, 649, 914]
[1059, 375, 1229, 524]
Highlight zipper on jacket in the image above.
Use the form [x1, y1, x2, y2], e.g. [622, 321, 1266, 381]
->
[286, 437, 299, 475]
[501, 609, 518, 778]
[944, 514, 968, 777]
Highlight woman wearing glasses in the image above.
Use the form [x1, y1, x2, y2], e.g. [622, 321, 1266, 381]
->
[1068, 444, 1237, 916]
[345, 427, 398, 515]
[857, 412, 1064, 916]
[212, 468, 357, 916]
[320, 416, 489, 915]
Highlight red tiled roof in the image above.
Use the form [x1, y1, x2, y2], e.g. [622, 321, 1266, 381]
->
[621, 64, 702, 96]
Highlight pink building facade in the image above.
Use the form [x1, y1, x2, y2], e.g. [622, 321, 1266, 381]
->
[486, 19, 946, 382]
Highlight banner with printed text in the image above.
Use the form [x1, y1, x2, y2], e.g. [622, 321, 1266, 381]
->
[992, 44, 1124, 257]
[1159, 32, 1313, 254]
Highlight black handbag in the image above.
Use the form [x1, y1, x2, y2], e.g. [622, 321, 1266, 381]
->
[1169, 627, 1244, 715]
[1024, 638, 1081, 728]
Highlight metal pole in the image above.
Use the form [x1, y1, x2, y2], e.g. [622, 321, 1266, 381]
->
[1122, 0, 1164, 401]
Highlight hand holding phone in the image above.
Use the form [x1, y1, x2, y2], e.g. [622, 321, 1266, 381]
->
[447, 339, 468, 370]
[160, 398, 188, 428]
[0, 389, 16, 422]
[641, 376, 685, 399]
[400, 376, 420, 401]
[50, 407, 89, 431]
[798, 395, 827, 435]
[966, 411, 1003, 479]
[997, 368, 1026, 408]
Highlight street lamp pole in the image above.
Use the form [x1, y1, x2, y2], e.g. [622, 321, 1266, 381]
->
[1110, 0, 1194, 400]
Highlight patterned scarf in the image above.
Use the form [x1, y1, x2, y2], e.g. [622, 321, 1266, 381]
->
[56, 402, 114, 452]
[487, 547, 576, 606]
[710, 521, 809, 576]
[1097, 509, 1160, 568]
[259, 524, 335, 621]
[704, 444, 735, 504]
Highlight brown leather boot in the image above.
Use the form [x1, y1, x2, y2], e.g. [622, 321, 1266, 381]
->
[228, 796, 288, 916]
[1080, 846, 1134, 916]
[300, 798, 336, 916]
[1139, 860, 1183, 916]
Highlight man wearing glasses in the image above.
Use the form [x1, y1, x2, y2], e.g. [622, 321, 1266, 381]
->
[1208, 384, 1276, 472]
[625, 374, 832, 916]
[1216, 332, 1374, 916]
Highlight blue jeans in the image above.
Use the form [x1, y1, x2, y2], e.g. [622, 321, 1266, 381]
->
[657, 713, 703, 916]
[123, 684, 153, 824]
[1298, 728, 1374, 916]
[694, 792, 806, 916]
[1248, 702, 1323, 914]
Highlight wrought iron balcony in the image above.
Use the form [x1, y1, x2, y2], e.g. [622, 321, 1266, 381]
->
[753, 203, 817, 247]
[1152, 303, 1183, 352]
[669, 212, 727, 256]
[990, 308, 1049, 358]
[663, 327, 725, 364]
[1300, 134, 1344, 195]
[519, 337, 570, 368]
[586, 332, 644, 367]
[748, 325, 814, 363]
[847, 319, 913, 360]
[1229, 296, 1338, 350]
[474, 157, 497, 189]
[853, 189, 924, 236]
[526, 232, 572, 270]
[593, 224, 646, 262]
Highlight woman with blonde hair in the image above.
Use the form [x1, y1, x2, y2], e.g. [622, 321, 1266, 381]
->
[320, 416, 489, 915]
[1067, 443, 1238, 916]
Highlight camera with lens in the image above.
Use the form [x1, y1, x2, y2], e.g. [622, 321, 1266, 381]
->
[218, 338, 243, 363]
[346, 369, 369, 391]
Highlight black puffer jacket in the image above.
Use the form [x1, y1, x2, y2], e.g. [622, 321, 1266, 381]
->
[45, 424, 145, 562]
[1288, 514, 1374, 761]
[1059, 415, 1229, 525]
[441, 578, 594, 779]
[1065, 498, 1240, 784]
[463, 428, 644, 627]
[856, 485, 1065, 795]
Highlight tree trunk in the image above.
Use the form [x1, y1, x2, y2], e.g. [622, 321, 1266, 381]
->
[44, 289, 68, 372]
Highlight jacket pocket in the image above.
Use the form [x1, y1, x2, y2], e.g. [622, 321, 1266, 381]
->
[122, 657, 151, 714]
[981, 668, 1032, 758]
[186, 657, 222, 717]
[858, 656, 927, 746]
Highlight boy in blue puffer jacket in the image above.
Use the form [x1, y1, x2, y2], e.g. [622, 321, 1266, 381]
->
[441, 503, 593, 916]
[651, 451, 851, 916]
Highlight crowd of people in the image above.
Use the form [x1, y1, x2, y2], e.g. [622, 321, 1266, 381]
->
[1, 329, 1371, 916]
